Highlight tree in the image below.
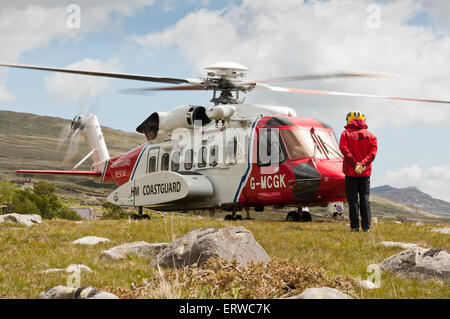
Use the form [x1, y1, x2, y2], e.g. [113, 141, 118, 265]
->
[0, 180, 16, 205]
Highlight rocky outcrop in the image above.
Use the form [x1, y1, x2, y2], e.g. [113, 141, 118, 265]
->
[100, 242, 168, 260]
[287, 287, 352, 299]
[38, 285, 118, 299]
[153, 226, 270, 268]
[72, 236, 111, 245]
[0, 213, 42, 226]
[380, 247, 450, 281]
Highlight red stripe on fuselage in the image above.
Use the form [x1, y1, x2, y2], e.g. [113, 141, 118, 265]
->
[102, 144, 146, 186]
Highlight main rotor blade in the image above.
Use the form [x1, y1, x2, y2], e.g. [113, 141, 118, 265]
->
[256, 84, 450, 104]
[247, 71, 396, 84]
[0, 62, 189, 84]
[118, 84, 207, 94]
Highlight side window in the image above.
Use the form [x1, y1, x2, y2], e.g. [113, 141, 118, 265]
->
[184, 149, 193, 170]
[258, 128, 285, 166]
[226, 136, 237, 164]
[209, 145, 218, 167]
[161, 153, 169, 171]
[198, 147, 207, 168]
[171, 151, 180, 171]
[149, 156, 157, 173]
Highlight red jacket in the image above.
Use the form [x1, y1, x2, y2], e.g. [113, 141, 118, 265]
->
[339, 119, 377, 177]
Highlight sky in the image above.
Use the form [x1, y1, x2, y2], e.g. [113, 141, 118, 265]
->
[0, 0, 449, 201]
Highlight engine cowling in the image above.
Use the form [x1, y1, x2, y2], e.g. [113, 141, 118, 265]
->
[136, 105, 211, 142]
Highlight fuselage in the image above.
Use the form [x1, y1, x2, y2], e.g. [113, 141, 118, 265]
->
[101, 114, 346, 212]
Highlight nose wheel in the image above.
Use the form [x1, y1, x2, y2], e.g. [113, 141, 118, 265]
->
[286, 208, 312, 222]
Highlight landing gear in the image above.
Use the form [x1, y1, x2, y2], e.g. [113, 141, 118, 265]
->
[224, 211, 243, 221]
[132, 206, 151, 220]
[286, 208, 312, 222]
[286, 211, 300, 222]
[299, 208, 312, 222]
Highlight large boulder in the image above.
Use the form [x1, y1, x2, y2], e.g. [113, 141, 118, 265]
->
[38, 285, 118, 299]
[0, 213, 42, 226]
[380, 247, 450, 281]
[287, 287, 352, 299]
[72, 236, 111, 245]
[100, 241, 168, 260]
[153, 226, 270, 268]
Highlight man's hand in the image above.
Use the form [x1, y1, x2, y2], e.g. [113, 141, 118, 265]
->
[355, 163, 366, 174]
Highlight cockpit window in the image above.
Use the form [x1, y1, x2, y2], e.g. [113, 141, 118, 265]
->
[280, 129, 342, 160]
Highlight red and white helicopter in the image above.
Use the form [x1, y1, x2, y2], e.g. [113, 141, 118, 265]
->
[1, 61, 449, 221]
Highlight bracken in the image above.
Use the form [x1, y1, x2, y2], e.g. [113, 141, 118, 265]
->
[133, 257, 356, 299]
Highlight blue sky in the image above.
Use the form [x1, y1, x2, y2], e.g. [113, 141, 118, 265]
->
[0, 0, 449, 201]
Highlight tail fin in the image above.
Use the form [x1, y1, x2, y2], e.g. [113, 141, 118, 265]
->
[81, 114, 110, 172]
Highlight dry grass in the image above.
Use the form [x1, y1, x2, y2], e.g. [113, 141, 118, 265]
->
[0, 215, 449, 299]
[133, 258, 355, 299]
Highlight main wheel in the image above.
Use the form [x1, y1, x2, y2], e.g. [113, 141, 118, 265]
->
[299, 210, 312, 222]
[224, 214, 234, 220]
[234, 214, 243, 221]
[286, 211, 300, 222]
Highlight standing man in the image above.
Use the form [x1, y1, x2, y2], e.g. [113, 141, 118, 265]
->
[339, 111, 377, 232]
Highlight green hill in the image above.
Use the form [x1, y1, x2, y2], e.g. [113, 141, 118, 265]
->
[0, 110, 144, 202]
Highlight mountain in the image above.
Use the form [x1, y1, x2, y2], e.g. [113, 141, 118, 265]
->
[372, 185, 450, 218]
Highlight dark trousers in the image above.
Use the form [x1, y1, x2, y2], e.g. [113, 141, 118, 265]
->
[345, 176, 371, 230]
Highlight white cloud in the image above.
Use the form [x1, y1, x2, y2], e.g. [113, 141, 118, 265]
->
[375, 164, 450, 201]
[133, 0, 450, 128]
[0, 85, 14, 103]
[44, 58, 121, 106]
[0, 0, 156, 99]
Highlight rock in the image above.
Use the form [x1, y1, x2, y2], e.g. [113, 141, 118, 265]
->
[287, 287, 352, 299]
[372, 217, 378, 225]
[431, 228, 450, 235]
[393, 221, 402, 225]
[380, 247, 450, 281]
[380, 241, 420, 250]
[38, 285, 118, 299]
[72, 236, 111, 245]
[415, 221, 425, 226]
[358, 280, 379, 289]
[0, 213, 42, 226]
[100, 241, 168, 260]
[153, 226, 270, 268]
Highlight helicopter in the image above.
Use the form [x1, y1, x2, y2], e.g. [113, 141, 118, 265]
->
[1, 61, 449, 221]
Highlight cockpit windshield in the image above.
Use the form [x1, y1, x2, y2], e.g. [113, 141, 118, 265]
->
[280, 128, 343, 160]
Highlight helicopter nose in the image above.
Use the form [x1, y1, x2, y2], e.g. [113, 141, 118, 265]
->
[313, 159, 346, 197]
[291, 159, 345, 201]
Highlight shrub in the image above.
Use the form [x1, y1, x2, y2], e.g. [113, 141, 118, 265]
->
[10, 181, 79, 220]
[0, 180, 16, 205]
[54, 207, 82, 221]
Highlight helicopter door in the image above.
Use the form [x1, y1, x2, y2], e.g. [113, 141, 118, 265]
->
[147, 147, 160, 174]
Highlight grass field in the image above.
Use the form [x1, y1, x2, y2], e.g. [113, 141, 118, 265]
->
[0, 214, 448, 299]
